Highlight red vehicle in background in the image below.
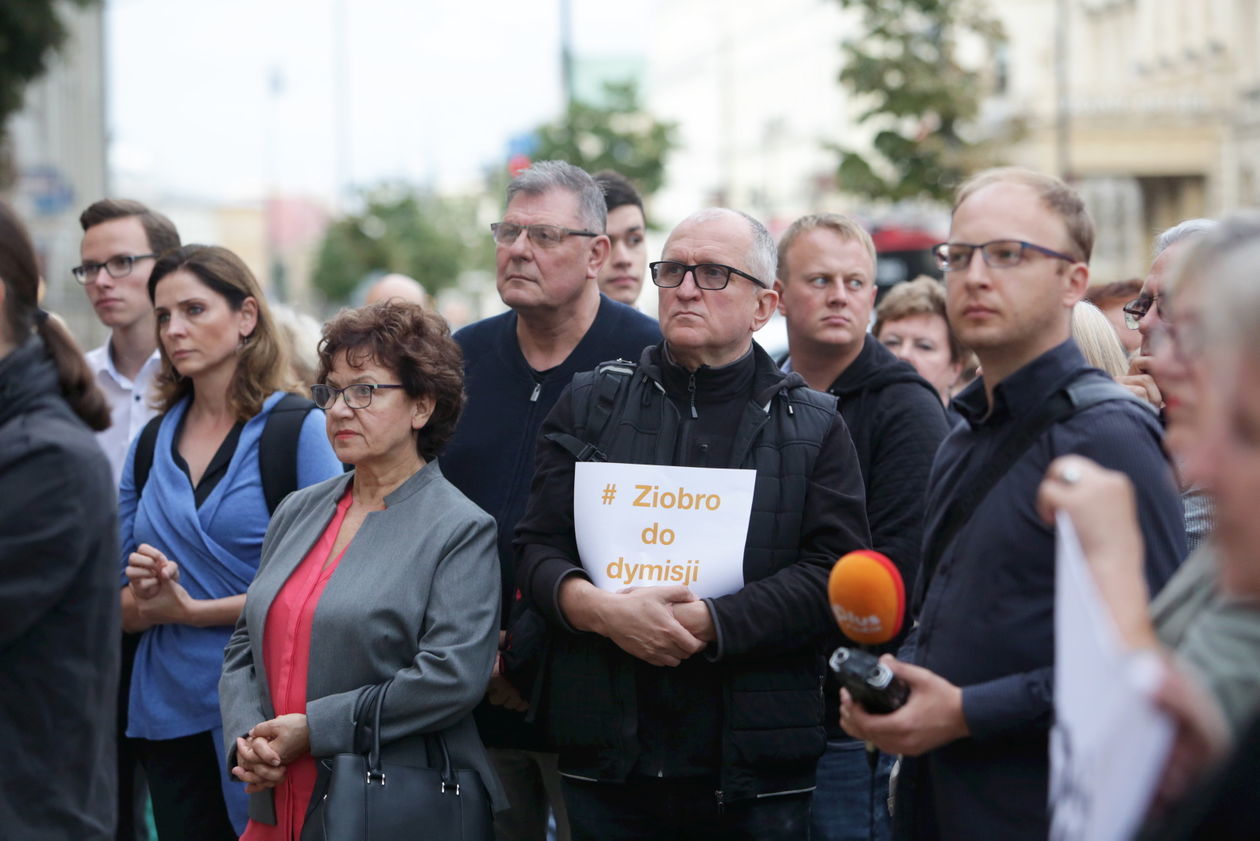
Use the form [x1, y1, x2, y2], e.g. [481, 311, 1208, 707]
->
[871, 226, 944, 304]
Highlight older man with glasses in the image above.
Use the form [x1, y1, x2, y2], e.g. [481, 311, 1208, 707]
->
[1116, 218, 1220, 553]
[514, 207, 871, 840]
[440, 160, 661, 841]
[841, 168, 1185, 841]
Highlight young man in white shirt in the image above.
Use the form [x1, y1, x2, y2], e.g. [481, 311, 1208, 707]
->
[76, 199, 180, 486]
[75, 198, 180, 841]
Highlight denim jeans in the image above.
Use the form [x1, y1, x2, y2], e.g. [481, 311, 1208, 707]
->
[809, 739, 893, 841]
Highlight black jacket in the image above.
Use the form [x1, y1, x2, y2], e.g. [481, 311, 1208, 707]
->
[516, 342, 870, 803]
[795, 338, 951, 738]
[0, 336, 120, 839]
[443, 294, 660, 750]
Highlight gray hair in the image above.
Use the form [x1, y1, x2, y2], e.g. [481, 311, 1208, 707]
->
[1153, 218, 1217, 258]
[676, 207, 777, 285]
[505, 160, 607, 233]
[1179, 212, 1260, 359]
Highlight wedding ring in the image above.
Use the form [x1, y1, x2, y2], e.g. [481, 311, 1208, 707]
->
[1059, 464, 1083, 486]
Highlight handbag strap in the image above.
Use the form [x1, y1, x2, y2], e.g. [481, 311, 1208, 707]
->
[360, 678, 459, 792]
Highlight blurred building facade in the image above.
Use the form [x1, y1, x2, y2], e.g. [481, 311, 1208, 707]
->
[987, 0, 1260, 279]
[2, 1, 107, 345]
[643, 0, 878, 236]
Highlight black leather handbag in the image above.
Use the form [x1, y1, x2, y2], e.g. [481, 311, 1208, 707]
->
[301, 680, 494, 841]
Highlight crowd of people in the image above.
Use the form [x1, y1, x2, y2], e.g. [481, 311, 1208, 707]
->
[2, 158, 1258, 841]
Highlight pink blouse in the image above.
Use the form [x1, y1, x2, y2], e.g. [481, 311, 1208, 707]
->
[242, 486, 354, 841]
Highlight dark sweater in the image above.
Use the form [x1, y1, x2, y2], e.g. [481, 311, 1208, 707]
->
[442, 294, 660, 748]
[788, 338, 951, 739]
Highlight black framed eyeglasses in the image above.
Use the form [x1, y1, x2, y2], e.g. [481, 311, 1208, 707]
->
[648, 261, 767, 290]
[311, 383, 406, 410]
[490, 222, 599, 249]
[931, 240, 1079, 273]
[1121, 293, 1165, 330]
[71, 253, 159, 285]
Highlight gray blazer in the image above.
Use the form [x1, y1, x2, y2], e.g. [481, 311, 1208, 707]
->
[219, 460, 505, 824]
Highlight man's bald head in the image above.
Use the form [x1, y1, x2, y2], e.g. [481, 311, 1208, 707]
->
[364, 274, 428, 307]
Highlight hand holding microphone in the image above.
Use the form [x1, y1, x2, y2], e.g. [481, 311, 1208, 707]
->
[827, 550, 908, 715]
[830, 551, 971, 755]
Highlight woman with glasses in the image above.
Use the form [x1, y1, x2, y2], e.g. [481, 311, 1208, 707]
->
[0, 202, 119, 838]
[220, 301, 504, 840]
[117, 245, 341, 840]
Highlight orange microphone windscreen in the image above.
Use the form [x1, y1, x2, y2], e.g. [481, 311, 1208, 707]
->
[827, 550, 906, 645]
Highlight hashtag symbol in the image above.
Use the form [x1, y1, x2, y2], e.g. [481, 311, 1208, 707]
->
[601, 483, 617, 505]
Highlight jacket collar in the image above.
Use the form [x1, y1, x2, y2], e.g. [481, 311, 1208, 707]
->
[953, 338, 1087, 427]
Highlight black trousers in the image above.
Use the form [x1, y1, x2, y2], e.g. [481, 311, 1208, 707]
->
[563, 776, 811, 841]
[116, 632, 148, 841]
[134, 731, 236, 841]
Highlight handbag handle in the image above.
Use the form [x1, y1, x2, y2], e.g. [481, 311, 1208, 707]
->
[361, 679, 458, 793]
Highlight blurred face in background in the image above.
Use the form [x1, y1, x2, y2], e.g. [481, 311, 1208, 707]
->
[1195, 349, 1260, 596]
[877, 313, 962, 404]
[598, 204, 647, 305]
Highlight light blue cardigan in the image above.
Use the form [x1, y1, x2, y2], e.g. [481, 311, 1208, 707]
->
[117, 392, 342, 829]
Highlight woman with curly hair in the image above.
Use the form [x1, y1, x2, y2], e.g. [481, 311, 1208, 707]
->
[220, 302, 505, 840]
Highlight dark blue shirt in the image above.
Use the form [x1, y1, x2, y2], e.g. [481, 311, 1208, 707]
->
[899, 340, 1186, 841]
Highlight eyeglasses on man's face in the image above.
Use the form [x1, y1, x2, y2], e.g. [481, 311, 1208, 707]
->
[71, 253, 159, 285]
[311, 383, 406, 410]
[648, 261, 767, 290]
[1122, 293, 1166, 330]
[931, 240, 1078, 273]
[490, 222, 599, 249]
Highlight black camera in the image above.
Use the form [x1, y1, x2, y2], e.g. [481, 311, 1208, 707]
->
[829, 647, 909, 714]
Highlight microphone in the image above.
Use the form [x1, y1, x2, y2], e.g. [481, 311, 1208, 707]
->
[827, 549, 906, 646]
[828, 550, 910, 719]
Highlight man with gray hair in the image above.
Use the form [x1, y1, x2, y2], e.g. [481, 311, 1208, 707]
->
[514, 207, 870, 839]
[1118, 217, 1218, 551]
[442, 160, 661, 841]
[1118, 218, 1216, 407]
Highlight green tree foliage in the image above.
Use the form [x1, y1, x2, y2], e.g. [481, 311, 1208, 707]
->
[533, 81, 678, 196]
[834, 0, 1007, 202]
[0, 0, 96, 164]
[312, 185, 492, 305]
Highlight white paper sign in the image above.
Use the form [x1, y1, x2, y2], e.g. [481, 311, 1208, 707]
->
[573, 462, 756, 599]
[1050, 512, 1174, 841]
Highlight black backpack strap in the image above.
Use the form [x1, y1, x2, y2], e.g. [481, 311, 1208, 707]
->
[911, 374, 1142, 613]
[132, 414, 163, 497]
[544, 359, 636, 463]
[259, 392, 316, 514]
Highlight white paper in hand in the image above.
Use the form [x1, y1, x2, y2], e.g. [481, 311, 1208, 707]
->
[1050, 511, 1174, 841]
[573, 462, 755, 599]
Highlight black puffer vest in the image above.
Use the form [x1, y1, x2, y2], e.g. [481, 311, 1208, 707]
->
[542, 343, 837, 803]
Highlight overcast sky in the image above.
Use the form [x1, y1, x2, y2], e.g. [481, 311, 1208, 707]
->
[106, 0, 659, 204]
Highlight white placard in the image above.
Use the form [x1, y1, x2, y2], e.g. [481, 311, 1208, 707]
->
[573, 462, 756, 599]
[1050, 512, 1173, 841]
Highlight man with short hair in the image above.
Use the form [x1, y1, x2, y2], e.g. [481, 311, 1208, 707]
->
[1118, 219, 1216, 409]
[1118, 218, 1218, 552]
[78, 199, 180, 484]
[593, 171, 647, 306]
[441, 161, 661, 841]
[842, 168, 1186, 841]
[77, 198, 180, 841]
[515, 207, 871, 840]
[776, 213, 949, 841]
